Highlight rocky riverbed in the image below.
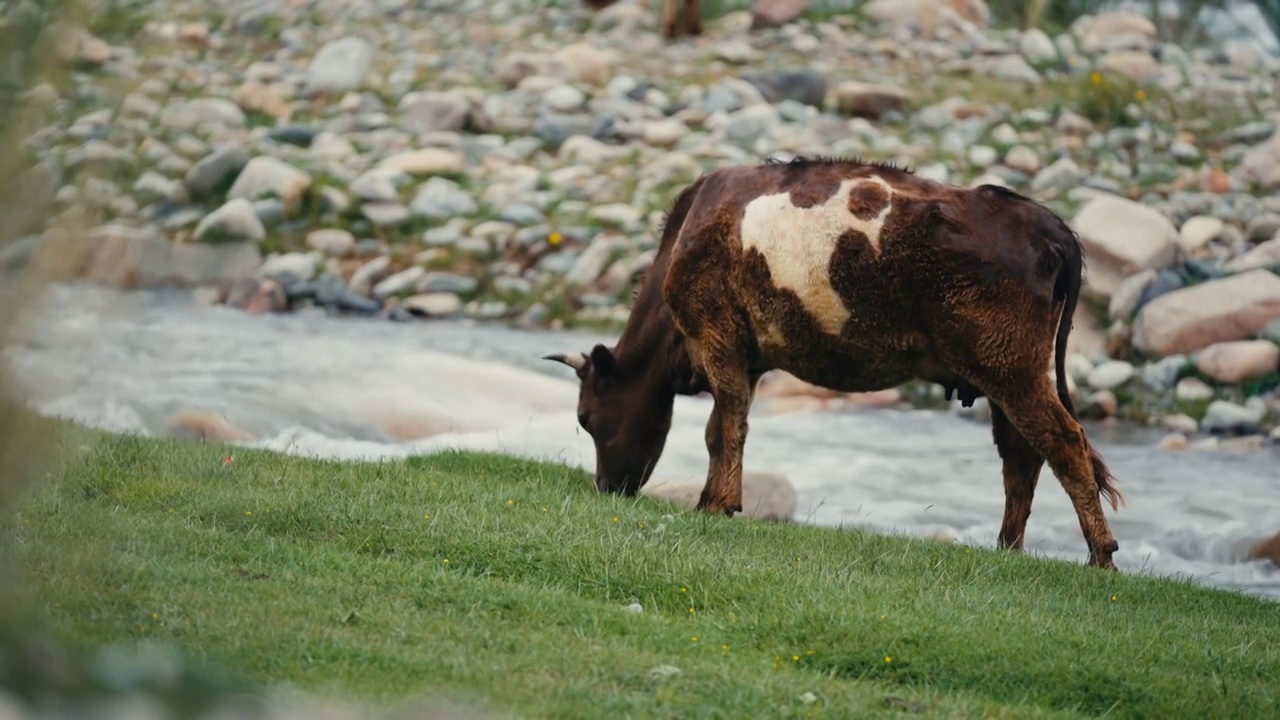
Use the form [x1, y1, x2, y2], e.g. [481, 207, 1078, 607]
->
[4, 0, 1280, 445]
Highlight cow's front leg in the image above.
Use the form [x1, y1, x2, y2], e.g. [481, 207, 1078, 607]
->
[697, 368, 759, 517]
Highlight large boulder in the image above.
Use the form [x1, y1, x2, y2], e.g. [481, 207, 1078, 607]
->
[51, 224, 261, 290]
[1133, 269, 1280, 357]
[751, 0, 809, 28]
[863, 0, 989, 30]
[1073, 10, 1157, 54]
[1070, 194, 1179, 299]
[1195, 340, 1280, 384]
[640, 471, 796, 522]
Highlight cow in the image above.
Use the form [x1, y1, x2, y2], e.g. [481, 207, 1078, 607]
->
[582, 0, 702, 38]
[544, 156, 1125, 569]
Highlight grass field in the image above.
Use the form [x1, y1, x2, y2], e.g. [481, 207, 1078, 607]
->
[3, 420, 1279, 719]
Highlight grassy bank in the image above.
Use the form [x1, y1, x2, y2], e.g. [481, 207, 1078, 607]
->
[3, 420, 1279, 719]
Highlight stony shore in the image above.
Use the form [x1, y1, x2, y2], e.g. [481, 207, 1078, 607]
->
[4, 0, 1280, 447]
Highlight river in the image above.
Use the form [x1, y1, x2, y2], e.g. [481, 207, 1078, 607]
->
[5, 281, 1279, 601]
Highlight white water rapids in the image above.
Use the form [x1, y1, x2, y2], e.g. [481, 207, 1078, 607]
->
[5, 281, 1279, 600]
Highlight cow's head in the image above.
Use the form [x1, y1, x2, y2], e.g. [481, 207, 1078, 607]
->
[544, 343, 673, 496]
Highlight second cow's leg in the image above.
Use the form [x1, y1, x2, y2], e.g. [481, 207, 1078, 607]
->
[991, 403, 1044, 550]
[684, 0, 703, 35]
[662, 0, 679, 37]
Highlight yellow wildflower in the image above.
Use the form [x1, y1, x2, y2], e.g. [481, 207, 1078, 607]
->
[1090, 71, 1102, 85]
[1135, 89, 1146, 102]
[548, 232, 562, 246]
[691, 636, 698, 642]
[885, 656, 892, 663]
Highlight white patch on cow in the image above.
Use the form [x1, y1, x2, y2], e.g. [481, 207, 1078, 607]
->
[739, 176, 895, 336]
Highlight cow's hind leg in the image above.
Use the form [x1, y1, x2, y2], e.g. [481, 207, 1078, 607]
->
[987, 375, 1119, 568]
[991, 403, 1044, 551]
[661, 0, 679, 37]
[685, 0, 703, 35]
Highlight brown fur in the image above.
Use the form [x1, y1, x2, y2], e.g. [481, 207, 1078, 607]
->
[545, 156, 1125, 569]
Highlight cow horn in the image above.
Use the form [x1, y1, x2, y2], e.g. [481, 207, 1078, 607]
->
[543, 352, 588, 371]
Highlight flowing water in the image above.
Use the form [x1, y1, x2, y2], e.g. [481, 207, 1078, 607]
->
[5, 281, 1279, 600]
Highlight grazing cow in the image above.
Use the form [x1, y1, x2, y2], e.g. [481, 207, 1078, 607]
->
[545, 156, 1125, 569]
[581, 0, 702, 38]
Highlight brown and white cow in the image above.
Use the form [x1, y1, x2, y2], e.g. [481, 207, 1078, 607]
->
[545, 156, 1125, 569]
[583, 0, 702, 38]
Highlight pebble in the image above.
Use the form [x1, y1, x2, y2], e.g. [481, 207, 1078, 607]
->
[1087, 360, 1135, 390]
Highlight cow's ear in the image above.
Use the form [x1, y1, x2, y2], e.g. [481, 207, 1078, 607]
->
[589, 344, 616, 378]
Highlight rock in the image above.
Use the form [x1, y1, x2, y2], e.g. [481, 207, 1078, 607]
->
[226, 157, 312, 215]
[1249, 532, 1280, 565]
[159, 98, 247, 130]
[418, 272, 478, 295]
[1223, 237, 1280, 274]
[306, 229, 355, 256]
[566, 236, 626, 286]
[361, 202, 410, 227]
[992, 55, 1041, 85]
[233, 80, 291, 120]
[1195, 340, 1280, 384]
[1030, 157, 1084, 195]
[259, 253, 317, 284]
[133, 171, 186, 204]
[640, 471, 796, 521]
[833, 81, 910, 119]
[373, 266, 425, 299]
[555, 42, 611, 85]
[1070, 194, 1179, 298]
[1200, 399, 1266, 435]
[378, 148, 465, 176]
[642, 118, 688, 147]
[1245, 213, 1280, 244]
[1133, 269, 1280, 357]
[1109, 268, 1156, 321]
[165, 409, 255, 442]
[543, 84, 586, 113]
[1097, 50, 1160, 83]
[1075, 10, 1157, 54]
[1230, 129, 1280, 190]
[1004, 145, 1041, 174]
[1162, 413, 1199, 435]
[57, 26, 110, 66]
[863, 0, 989, 31]
[751, 0, 809, 28]
[1178, 216, 1225, 252]
[193, 198, 266, 243]
[69, 224, 261, 289]
[403, 292, 463, 317]
[410, 177, 478, 220]
[1087, 360, 1134, 390]
[238, 278, 288, 314]
[1020, 28, 1058, 65]
[307, 36, 373, 95]
[399, 91, 471, 133]
[1260, 319, 1280, 344]
[742, 70, 827, 108]
[1159, 433, 1189, 450]
[1175, 376, 1214, 402]
[185, 145, 249, 198]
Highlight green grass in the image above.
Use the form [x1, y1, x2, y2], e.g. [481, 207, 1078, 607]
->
[4, 420, 1280, 718]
